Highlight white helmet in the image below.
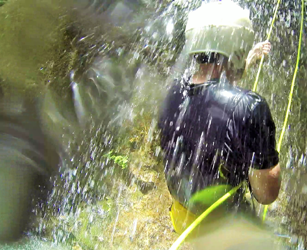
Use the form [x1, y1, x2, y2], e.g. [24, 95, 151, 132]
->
[185, 0, 255, 70]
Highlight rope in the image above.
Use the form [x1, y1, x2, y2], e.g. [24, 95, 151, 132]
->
[169, 183, 243, 250]
[262, 0, 305, 222]
[252, 0, 282, 92]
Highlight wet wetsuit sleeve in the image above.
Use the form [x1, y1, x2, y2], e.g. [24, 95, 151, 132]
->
[243, 99, 279, 170]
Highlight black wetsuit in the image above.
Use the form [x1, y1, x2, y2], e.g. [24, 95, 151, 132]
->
[158, 75, 279, 210]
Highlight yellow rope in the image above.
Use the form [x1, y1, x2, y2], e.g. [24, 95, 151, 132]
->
[262, 0, 304, 222]
[253, 0, 282, 92]
[169, 183, 243, 250]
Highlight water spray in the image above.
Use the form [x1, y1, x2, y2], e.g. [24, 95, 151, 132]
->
[252, 0, 282, 92]
[169, 0, 305, 248]
[262, 0, 305, 222]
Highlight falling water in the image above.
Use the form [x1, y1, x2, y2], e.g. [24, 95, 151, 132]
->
[0, 0, 306, 249]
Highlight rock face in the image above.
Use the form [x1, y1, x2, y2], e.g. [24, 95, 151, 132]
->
[62, 164, 192, 250]
[0, 0, 72, 93]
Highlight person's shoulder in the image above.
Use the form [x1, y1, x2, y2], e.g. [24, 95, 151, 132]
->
[169, 78, 184, 91]
[243, 90, 269, 110]
[233, 86, 266, 105]
[160, 77, 186, 109]
[246, 89, 266, 102]
[164, 77, 188, 99]
[213, 85, 249, 108]
[234, 87, 271, 118]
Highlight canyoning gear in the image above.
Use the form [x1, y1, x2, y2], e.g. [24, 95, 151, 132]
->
[170, 199, 198, 235]
[158, 75, 279, 213]
[169, 184, 236, 234]
[185, 1, 254, 70]
[169, 184, 252, 236]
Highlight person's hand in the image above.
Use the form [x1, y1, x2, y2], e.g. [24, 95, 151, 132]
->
[245, 41, 271, 70]
[250, 41, 271, 59]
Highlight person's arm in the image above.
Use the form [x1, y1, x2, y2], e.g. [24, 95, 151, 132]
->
[248, 163, 281, 204]
[241, 97, 281, 205]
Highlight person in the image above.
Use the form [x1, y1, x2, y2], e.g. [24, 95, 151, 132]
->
[158, 1, 281, 234]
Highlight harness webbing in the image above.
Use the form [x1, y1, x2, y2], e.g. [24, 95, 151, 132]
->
[169, 182, 243, 250]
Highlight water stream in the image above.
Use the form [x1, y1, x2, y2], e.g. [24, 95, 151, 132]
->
[0, 0, 306, 249]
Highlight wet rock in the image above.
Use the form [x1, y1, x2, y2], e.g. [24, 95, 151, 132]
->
[136, 180, 156, 194]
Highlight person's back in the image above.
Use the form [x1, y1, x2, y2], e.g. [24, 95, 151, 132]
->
[159, 75, 278, 213]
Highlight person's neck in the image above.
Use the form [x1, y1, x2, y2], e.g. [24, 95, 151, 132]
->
[191, 64, 222, 84]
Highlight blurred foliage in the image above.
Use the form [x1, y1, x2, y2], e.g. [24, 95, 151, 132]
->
[103, 150, 128, 169]
[0, 0, 7, 7]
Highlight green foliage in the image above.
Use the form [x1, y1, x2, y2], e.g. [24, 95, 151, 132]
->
[0, 0, 7, 7]
[103, 150, 128, 169]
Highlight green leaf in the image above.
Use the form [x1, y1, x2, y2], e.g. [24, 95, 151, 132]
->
[103, 150, 113, 158]
[189, 185, 233, 207]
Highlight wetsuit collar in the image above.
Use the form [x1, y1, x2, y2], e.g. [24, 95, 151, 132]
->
[187, 78, 220, 96]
